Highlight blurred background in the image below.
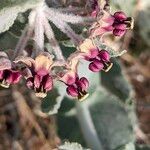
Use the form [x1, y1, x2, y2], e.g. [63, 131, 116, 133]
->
[0, 0, 149, 149]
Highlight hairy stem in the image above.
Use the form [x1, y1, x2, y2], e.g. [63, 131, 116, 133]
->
[13, 25, 33, 60]
[42, 15, 65, 60]
[34, 8, 45, 54]
[45, 11, 83, 45]
[13, 10, 36, 60]
[45, 7, 94, 24]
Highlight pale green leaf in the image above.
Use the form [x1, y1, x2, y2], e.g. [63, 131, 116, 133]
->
[0, 0, 41, 33]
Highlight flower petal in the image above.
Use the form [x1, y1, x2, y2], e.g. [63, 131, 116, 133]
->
[99, 50, 110, 62]
[114, 11, 127, 21]
[79, 39, 98, 58]
[89, 59, 104, 72]
[14, 56, 35, 68]
[42, 75, 53, 92]
[66, 85, 78, 97]
[0, 52, 11, 70]
[34, 53, 53, 73]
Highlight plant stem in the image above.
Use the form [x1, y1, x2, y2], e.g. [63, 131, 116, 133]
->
[45, 12, 83, 45]
[76, 102, 104, 150]
[42, 15, 65, 61]
[13, 25, 33, 60]
[33, 8, 45, 55]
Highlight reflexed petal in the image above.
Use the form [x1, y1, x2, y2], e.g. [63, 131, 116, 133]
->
[0, 52, 11, 71]
[84, 48, 99, 60]
[14, 56, 35, 68]
[35, 54, 53, 72]
[61, 71, 77, 85]
[79, 39, 97, 55]
[34, 75, 41, 88]
[10, 71, 21, 84]
[5, 70, 21, 84]
[66, 85, 78, 97]
[102, 11, 115, 24]
[91, 25, 113, 37]
[36, 68, 48, 76]
[42, 75, 53, 91]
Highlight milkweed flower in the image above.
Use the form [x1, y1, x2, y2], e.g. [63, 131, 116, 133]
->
[15, 52, 54, 98]
[59, 52, 89, 101]
[0, 51, 21, 88]
[90, 11, 134, 37]
[79, 39, 113, 72]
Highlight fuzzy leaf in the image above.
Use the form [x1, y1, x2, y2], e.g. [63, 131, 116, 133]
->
[41, 82, 65, 115]
[58, 142, 90, 150]
[101, 58, 133, 102]
[111, 0, 136, 16]
[115, 143, 135, 150]
[136, 145, 150, 150]
[89, 87, 135, 150]
[94, 39, 127, 57]
[0, 0, 41, 33]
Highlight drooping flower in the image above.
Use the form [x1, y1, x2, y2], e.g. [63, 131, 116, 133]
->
[90, 11, 134, 37]
[15, 52, 54, 98]
[79, 39, 113, 72]
[66, 76, 89, 101]
[0, 51, 21, 88]
[58, 52, 89, 101]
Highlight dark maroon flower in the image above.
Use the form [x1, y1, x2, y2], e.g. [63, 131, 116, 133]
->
[88, 50, 113, 72]
[15, 53, 53, 98]
[91, 11, 134, 37]
[0, 52, 21, 88]
[66, 76, 89, 101]
[79, 39, 113, 72]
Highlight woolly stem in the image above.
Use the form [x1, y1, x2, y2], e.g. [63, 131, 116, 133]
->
[45, 11, 83, 45]
[33, 8, 45, 54]
[45, 7, 94, 24]
[13, 10, 36, 60]
[42, 15, 65, 60]
[13, 25, 33, 60]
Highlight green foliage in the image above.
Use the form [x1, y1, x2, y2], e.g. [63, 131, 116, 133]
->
[101, 58, 133, 102]
[136, 145, 150, 150]
[58, 141, 90, 150]
[110, 0, 136, 15]
[89, 87, 135, 150]
[41, 82, 66, 115]
[0, 0, 41, 33]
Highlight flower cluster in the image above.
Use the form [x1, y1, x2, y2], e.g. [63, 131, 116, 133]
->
[90, 11, 134, 37]
[0, 2, 133, 101]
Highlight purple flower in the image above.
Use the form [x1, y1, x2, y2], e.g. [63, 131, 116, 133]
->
[66, 76, 89, 101]
[15, 52, 53, 98]
[58, 53, 89, 101]
[0, 51, 21, 88]
[89, 50, 113, 72]
[79, 39, 113, 72]
[91, 11, 134, 37]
